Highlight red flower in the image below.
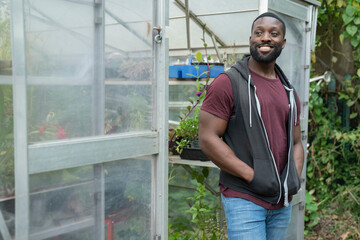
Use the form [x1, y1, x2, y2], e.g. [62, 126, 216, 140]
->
[56, 125, 67, 139]
[39, 123, 45, 135]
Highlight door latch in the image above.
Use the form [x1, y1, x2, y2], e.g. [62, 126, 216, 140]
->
[153, 26, 162, 44]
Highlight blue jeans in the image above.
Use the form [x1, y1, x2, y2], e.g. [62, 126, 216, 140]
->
[221, 194, 292, 240]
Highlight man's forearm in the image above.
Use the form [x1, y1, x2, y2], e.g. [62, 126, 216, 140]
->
[293, 142, 304, 178]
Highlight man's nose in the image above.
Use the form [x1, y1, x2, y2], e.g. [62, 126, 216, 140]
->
[261, 32, 271, 42]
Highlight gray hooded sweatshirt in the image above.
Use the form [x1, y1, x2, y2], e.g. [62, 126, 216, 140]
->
[220, 55, 301, 206]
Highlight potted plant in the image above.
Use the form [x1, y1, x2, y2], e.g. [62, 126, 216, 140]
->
[174, 112, 210, 161]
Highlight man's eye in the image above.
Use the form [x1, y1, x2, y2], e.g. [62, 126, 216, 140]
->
[255, 31, 262, 36]
[271, 32, 279, 36]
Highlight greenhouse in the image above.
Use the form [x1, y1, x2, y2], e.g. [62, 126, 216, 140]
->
[0, 0, 320, 239]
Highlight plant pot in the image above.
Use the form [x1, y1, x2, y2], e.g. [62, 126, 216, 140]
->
[180, 147, 210, 161]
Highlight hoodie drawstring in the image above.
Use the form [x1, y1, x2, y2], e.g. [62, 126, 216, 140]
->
[248, 75, 252, 127]
[283, 86, 296, 207]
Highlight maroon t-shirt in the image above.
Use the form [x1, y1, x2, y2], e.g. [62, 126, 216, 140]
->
[201, 70, 300, 209]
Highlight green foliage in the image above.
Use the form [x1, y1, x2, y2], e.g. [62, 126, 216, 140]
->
[170, 50, 210, 154]
[186, 183, 226, 240]
[169, 182, 226, 240]
[309, 3, 360, 235]
[341, 1, 360, 47]
[0, 85, 14, 196]
[0, 2, 12, 61]
[310, 5, 360, 237]
[304, 189, 320, 235]
[175, 115, 199, 154]
[306, 80, 360, 232]
[168, 163, 224, 240]
[315, 0, 360, 125]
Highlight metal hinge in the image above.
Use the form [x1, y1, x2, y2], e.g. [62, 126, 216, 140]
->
[304, 65, 310, 69]
[305, 27, 311, 32]
[154, 235, 161, 240]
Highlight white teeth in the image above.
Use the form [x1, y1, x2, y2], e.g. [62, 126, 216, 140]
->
[259, 46, 271, 50]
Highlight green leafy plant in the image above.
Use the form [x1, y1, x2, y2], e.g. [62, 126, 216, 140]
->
[307, 1, 360, 237]
[186, 183, 226, 240]
[0, 85, 14, 197]
[306, 79, 360, 237]
[175, 114, 199, 154]
[169, 182, 227, 240]
[304, 189, 320, 234]
[169, 51, 211, 154]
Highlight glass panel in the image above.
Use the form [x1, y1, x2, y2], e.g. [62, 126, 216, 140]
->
[104, 0, 153, 134]
[0, 1, 14, 238]
[27, 85, 93, 143]
[26, 0, 94, 79]
[0, 85, 14, 222]
[0, 0, 12, 77]
[199, 12, 258, 45]
[276, 14, 306, 108]
[276, 14, 306, 239]
[169, 84, 198, 122]
[169, 0, 186, 17]
[169, 0, 259, 49]
[168, 18, 187, 49]
[104, 158, 152, 240]
[24, 0, 96, 143]
[29, 166, 95, 238]
[189, 0, 258, 15]
[168, 165, 220, 233]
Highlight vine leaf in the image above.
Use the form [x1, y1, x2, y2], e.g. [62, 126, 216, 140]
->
[351, 37, 359, 47]
[345, 5, 356, 17]
[354, 17, 360, 25]
[342, 14, 354, 25]
[195, 52, 203, 63]
[345, 25, 357, 36]
[350, 113, 358, 119]
[339, 34, 344, 45]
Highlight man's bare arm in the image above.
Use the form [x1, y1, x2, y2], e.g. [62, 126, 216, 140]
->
[293, 124, 304, 178]
[198, 110, 254, 182]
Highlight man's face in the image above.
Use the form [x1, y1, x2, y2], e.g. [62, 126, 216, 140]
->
[249, 17, 286, 63]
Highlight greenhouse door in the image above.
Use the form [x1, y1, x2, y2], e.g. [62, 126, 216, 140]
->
[9, 0, 168, 239]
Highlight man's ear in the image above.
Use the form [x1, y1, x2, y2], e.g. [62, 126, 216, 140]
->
[249, 36, 252, 44]
[282, 38, 286, 49]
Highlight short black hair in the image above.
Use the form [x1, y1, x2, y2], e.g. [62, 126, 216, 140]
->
[251, 12, 286, 37]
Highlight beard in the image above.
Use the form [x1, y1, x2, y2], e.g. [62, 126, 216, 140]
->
[250, 42, 283, 63]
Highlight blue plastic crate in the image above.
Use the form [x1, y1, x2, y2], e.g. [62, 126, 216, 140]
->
[169, 56, 224, 79]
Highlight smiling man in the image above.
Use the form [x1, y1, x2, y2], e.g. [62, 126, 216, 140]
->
[199, 12, 304, 240]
